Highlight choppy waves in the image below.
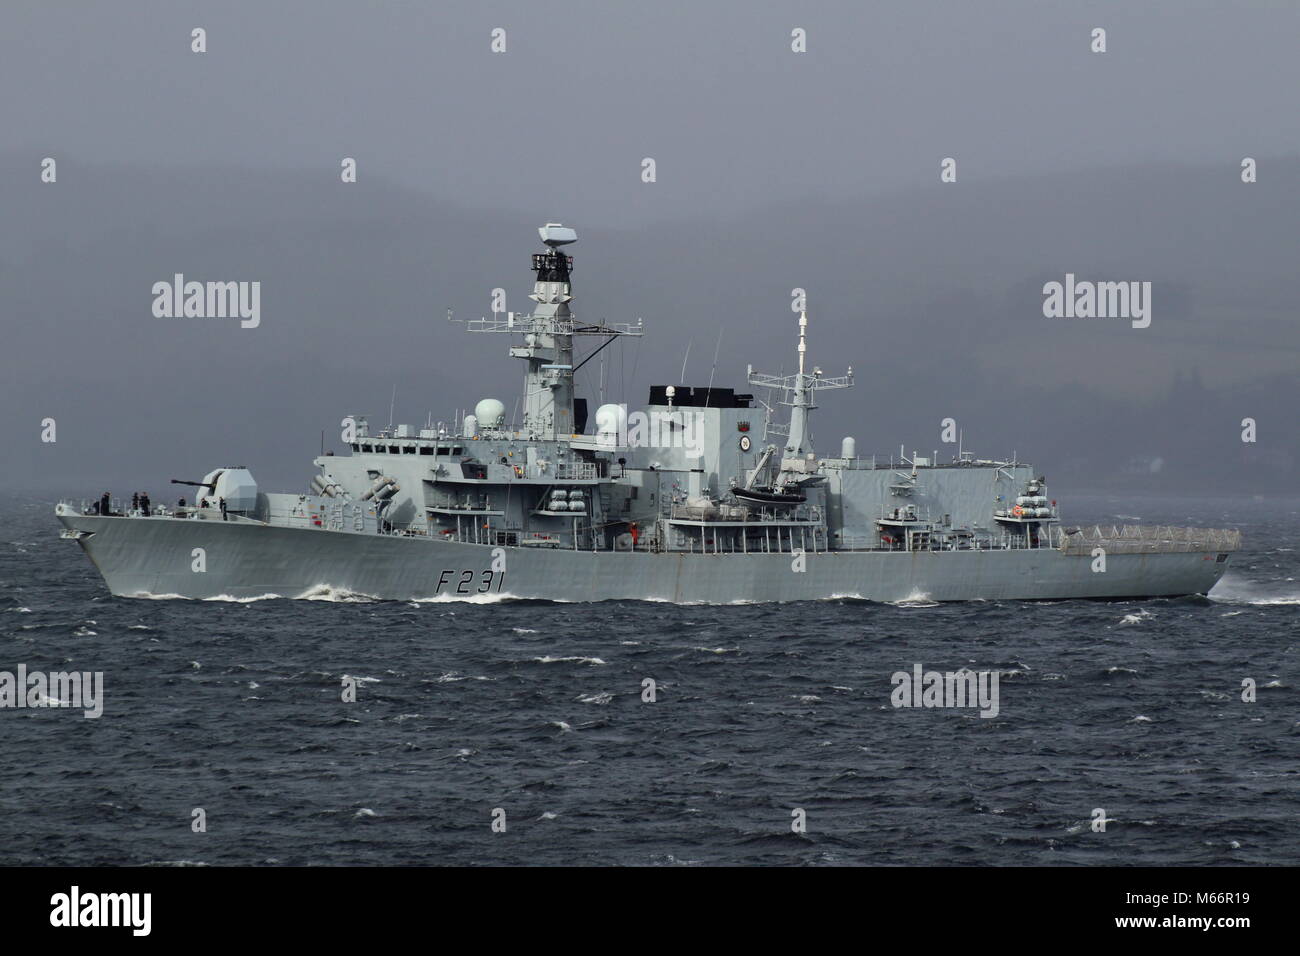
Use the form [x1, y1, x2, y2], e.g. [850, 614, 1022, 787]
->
[2, 492, 1296, 865]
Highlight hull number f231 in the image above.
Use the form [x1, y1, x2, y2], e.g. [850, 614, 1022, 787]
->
[435, 569, 505, 594]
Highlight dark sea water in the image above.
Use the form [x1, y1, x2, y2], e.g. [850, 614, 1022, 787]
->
[1, 493, 1295, 866]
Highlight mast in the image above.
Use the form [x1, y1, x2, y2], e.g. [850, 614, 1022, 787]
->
[517, 224, 578, 440]
[458, 223, 642, 441]
[747, 309, 852, 489]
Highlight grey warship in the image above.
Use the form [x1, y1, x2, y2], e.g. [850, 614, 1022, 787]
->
[56, 223, 1240, 602]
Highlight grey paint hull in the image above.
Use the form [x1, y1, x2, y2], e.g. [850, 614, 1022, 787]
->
[57, 513, 1231, 603]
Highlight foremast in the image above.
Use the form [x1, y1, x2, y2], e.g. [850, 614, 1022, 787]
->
[461, 223, 642, 441]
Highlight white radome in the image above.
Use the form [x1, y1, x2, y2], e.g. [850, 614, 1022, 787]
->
[474, 398, 506, 429]
[595, 403, 626, 437]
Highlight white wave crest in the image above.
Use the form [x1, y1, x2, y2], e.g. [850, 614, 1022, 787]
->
[297, 585, 377, 603]
[1209, 575, 1300, 606]
[889, 590, 938, 607]
[406, 590, 522, 604]
[126, 591, 283, 602]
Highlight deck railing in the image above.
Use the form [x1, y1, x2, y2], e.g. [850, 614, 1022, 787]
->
[1059, 525, 1242, 554]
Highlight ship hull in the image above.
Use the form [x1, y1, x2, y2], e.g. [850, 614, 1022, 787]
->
[57, 512, 1232, 603]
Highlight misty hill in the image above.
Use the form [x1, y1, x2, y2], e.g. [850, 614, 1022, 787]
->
[2, 156, 1296, 496]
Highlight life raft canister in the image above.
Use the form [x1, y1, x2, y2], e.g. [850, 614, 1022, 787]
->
[1011, 505, 1023, 517]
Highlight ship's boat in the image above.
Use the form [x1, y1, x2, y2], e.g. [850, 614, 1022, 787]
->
[732, 487, 806, 507]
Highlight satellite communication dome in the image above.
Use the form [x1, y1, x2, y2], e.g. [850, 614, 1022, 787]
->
[594, 403, 626, 437]
[474, 398, 506, 429]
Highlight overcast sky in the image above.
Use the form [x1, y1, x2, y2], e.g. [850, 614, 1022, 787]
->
[2, 0, 1296, 494]
[7, 1, 1300, 216]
